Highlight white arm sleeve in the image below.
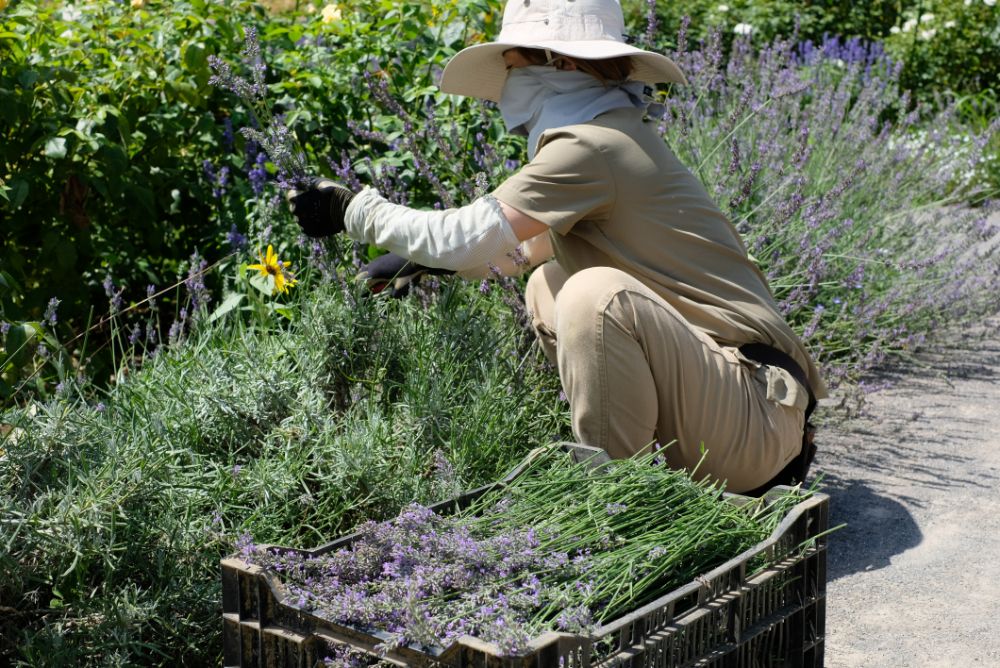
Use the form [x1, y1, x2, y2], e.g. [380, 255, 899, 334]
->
[344, 187, 521, 272]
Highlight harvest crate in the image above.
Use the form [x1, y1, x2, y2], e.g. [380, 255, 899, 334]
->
[222, 444, 828, 668]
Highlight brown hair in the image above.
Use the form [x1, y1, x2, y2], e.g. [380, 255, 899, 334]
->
[511, 47, 634, 86]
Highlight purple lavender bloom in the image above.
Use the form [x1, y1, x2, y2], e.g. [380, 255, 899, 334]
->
[222, 117, 236, 151]
[235, 531, 256, 560]
[248, 151, 268, 194]
[185, 251, 211, 311]
[226, 224, 249, 250]
[214, 166, 230, 199]
[605, 502, 628, 516]
[168, 308, 187, 344]
[43, 297, 60, 327]
[103, 276, 123, 313]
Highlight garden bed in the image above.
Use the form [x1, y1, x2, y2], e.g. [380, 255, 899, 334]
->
[222, 444, 829, 668]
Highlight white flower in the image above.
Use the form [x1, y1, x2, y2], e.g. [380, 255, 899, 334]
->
[902, 18, 918, 32]
[890, 25, 901, 34]
[130, 0, 144, 7]
[321, 3, 341, 23]
[963, 0, 972, 5]
[60, 29, 74, 38]
[985, 0, 996, 7]
[716, 4, 730, 11]
[944, 20, 957, 28]
[733, 22, 753, 36]
[919, 28, 937, 40]
[62, 6, 82, 21]
[920, 12, 935, 22]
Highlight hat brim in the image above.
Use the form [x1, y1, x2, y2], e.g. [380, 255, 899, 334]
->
[440, 40, 687, 102]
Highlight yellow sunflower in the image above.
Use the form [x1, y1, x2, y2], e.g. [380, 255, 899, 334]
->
[247, 245, 298, 295]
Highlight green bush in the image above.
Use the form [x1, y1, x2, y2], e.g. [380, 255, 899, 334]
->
[881, 0, 1000, 100]
[624, 0, 1000, 100]
[0, 0, 263, 398]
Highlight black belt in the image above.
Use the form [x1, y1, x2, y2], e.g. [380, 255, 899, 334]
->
[739, 343, 818, 495]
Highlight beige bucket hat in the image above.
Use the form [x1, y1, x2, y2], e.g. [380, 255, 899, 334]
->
[440, 0, 686, 102]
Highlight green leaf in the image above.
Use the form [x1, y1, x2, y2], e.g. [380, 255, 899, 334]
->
[43, 137, 67, 160]
[249, 272, 274, 296]
[17, 69, 38, 88]
[125, 185, 155, 217]
[208, 293, 245, 323]
[183, 42, 207, 72]
[5, 322, 39, 368]
[0, 271, 20, 298]
[6, 180, 28, 210]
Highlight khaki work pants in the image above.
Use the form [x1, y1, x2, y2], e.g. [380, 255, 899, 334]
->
[525, 262, 805, 493]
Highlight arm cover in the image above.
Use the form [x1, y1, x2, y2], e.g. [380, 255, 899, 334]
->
[344, 187, 521, 272]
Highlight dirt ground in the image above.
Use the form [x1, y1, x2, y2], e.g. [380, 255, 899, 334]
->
[815, 312, 1000, 667]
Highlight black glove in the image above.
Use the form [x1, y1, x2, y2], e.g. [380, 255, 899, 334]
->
[356, 252, 454, 298]
[287, 177, 355, 238]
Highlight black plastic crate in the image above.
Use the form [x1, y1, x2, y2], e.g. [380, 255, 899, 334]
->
[222, 444, 828, 667]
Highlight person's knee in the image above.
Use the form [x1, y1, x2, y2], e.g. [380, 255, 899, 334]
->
[554, 266, 635, 334]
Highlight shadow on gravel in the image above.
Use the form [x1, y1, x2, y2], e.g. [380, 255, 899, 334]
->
[820, 477, 923, 581]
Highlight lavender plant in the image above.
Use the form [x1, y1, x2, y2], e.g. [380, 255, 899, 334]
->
[244, 446, 811, 658]
[652, 28, 999, 388]
[209, 25, 309, 190]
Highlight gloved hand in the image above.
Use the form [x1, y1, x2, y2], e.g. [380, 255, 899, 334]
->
[287, 177, 356, 238]
[356, 252, 454, 298]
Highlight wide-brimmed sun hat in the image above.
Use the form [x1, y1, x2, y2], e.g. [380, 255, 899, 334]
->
[440, 0, 686, 102]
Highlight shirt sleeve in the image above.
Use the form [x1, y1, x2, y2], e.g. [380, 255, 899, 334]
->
[491, 127, 615, 236]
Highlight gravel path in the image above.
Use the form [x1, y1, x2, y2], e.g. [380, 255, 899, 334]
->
[816, 315, 1000, 666]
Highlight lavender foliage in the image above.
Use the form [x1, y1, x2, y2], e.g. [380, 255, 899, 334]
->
[209, 25, 309, 190]
[654, 30, 999, 388]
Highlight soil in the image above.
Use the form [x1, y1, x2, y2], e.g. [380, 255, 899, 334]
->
[816, 310, 1000, 662]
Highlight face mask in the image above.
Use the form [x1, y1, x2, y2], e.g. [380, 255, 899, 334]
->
[498, 66, 556, 136]
[497, 65, 646, 159]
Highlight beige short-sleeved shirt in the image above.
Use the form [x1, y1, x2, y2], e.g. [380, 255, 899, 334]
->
[493, 107, 828, 399]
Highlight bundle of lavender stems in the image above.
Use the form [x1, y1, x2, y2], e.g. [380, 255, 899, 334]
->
[244, 445, 810, 658]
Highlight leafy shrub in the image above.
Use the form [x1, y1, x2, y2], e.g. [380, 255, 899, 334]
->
[0, 0, 266, 399]
[881, 0, 1000, 99]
